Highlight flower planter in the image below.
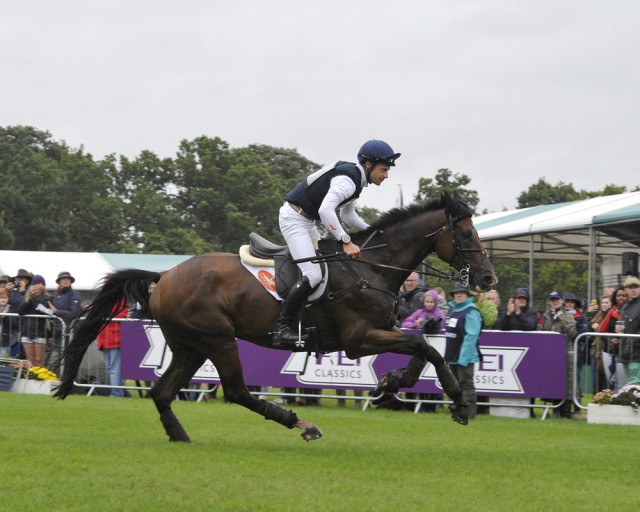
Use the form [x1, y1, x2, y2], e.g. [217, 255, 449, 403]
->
[587, 403, 640, 426]
[11, 378, 58, 395]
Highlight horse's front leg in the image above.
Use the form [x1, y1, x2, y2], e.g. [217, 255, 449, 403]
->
[210, 344, 323, 442]
[351, 330, 469, 425]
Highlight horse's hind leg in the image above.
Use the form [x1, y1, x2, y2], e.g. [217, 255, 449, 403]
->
[149, 347, 206, 442]
[209, 343, 323, 442]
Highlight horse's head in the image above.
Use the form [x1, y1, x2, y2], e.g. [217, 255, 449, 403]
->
[435, 191, 497, 291]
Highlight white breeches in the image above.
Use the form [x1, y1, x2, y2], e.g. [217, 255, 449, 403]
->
[279, 202, 322, 287]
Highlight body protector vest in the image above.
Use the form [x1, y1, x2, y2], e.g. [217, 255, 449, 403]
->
[285, 162, 363, 219]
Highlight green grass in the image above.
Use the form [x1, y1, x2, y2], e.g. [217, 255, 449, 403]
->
[1, 392, 638, 511]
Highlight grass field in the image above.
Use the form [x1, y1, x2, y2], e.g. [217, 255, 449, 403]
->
[1, 392, 638, 512]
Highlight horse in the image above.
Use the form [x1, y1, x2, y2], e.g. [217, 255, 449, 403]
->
[54, 191, 497, 442]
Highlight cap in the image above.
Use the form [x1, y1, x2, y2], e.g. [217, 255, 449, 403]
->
[624, 276, 640, 287]
[450, 283, 471, 296]
[548, 291, 563, 300]
[56, 271, 75, 284]
[31, 275, 46, 286]
[563, 293, 581, 307]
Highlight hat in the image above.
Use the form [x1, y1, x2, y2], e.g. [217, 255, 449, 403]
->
[548, 291, 563, 300]
[0, 275, 10, 283]
[56, 271, 75, 284]
[450, 283, 471, 296]
[563, 293, 581, 307]
[514, 287, 529, 300]
[624, 276, 640, 287]
[13, 269, 31, 279]
[31, 275, 46, 286]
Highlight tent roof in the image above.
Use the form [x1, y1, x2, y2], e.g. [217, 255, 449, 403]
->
[474, 191, 640, 260]
[0, 251, 193, 291]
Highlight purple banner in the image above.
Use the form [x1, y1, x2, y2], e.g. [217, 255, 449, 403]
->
[121, 323, 567, 399]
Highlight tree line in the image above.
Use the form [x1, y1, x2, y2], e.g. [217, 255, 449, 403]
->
[2, 125, 635, 309]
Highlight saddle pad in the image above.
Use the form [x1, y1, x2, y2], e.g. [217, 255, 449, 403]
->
[240, 259, 328, 303]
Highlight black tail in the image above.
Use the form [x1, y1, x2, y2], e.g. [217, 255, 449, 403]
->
[53, 269, 160, 399]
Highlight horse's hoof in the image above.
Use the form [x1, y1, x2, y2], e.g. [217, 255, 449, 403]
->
[448, 402, 469, 426]
[300, 425, 323, 442]
[374, 372, 401, 395]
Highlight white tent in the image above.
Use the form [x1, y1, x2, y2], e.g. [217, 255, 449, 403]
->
[473, 191, 640, 299]
[0, 251, 192, 292]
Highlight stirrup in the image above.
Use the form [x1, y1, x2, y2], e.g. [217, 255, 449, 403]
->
[271, 326, 309, 349]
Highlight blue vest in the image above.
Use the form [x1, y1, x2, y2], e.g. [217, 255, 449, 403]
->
[285, 161, 363, 220]
[444, 305, 481, 363]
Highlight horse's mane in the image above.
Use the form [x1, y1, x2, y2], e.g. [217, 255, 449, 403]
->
[358, 196, 446, 236]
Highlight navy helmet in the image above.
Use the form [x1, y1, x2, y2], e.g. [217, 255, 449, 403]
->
[357, 140, 401, 167]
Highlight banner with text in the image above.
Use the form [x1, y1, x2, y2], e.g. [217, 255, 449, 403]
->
[121, 324, 566, 398]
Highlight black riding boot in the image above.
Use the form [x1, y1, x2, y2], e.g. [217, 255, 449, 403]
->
[272, 278, 313, 349]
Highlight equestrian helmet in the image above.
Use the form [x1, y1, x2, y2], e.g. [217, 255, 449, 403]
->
[357, 140, 401, 166]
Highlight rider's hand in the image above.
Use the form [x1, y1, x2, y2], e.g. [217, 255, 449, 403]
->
[343, 241, 361, 259]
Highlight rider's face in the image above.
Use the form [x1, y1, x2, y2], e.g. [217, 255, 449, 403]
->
[367, 162, 390, 186]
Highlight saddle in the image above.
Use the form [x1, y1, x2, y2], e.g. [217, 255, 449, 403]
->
[245, 232, 325, 300]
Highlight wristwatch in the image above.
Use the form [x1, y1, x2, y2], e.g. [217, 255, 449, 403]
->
[340, 234, 351, 244]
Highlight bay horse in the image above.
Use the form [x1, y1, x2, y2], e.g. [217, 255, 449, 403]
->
[54, 191, 497, 442]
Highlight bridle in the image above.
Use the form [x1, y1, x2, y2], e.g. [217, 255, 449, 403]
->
[352, 210, 489, 288]
[444, 212, 490, 287]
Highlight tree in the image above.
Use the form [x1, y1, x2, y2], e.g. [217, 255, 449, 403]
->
[173, 138, 319, 251]
[0, 125, 123, 251]
[414, 168, 479, 214]
[517, 179, 627, 208]
[517, 178, 580, 208]
[104, 150, 209, 254]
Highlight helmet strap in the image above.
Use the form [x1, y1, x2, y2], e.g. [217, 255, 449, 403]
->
[364, 161, 374, 183]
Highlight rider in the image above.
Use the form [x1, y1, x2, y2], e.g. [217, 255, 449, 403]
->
[272, 139, 401, 348]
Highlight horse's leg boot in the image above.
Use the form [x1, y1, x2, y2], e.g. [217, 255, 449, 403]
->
[272, 278, 313, 349]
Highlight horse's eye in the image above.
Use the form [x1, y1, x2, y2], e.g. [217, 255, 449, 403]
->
[461, 230, 472, 241]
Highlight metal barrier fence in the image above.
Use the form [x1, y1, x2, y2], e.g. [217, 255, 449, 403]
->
[9, 312, 632, 421]
[572, 331, 640, 411]
[0, 311, 66, 370]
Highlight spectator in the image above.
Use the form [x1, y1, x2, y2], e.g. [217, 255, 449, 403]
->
[433, 286, 449, 316]
[16, 275, 51, 368]
[9, 269, 31, 306]
[589, 294, 611, 393]
[49, 271, 82, 366]
[401, 289, 446, 333]
[540, 291, 578, 418]
[444, 283, 482, 420]
[497, 288, 538, 331]
[402, 289, 446, 412]
[396, 272, 426, 326]
[5, 270, 31, 358]
[49, 271, 81, 326]
[97, 298, 129, 397]
[563, 293, 589, 408]
[618, 276, 640, 385]
[497, 287, 538, 416]
[598, 286, 628, 390]
[471, 290, 498, 329]
[486, 290, 503, 326]
[0, 287, 12, 357]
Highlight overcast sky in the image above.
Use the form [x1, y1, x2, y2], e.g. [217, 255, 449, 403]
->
[3, 1, 639, 214]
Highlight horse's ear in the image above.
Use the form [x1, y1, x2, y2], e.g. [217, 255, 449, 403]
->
[443, 190, 459, 216]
